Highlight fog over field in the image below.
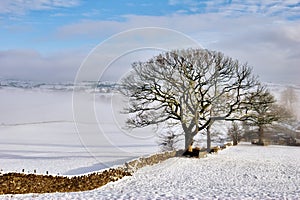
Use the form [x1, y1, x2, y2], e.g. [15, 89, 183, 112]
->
[0, 82, 159, 176]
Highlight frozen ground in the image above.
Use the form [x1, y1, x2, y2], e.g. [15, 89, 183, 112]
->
[1, 81, 300, 199]
[1, 143, 299, 199]
[0, 88, 158, 175]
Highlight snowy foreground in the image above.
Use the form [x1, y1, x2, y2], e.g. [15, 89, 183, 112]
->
[1, 143, 299, 200]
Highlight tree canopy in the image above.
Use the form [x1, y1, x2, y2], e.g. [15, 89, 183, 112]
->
[120, 48, 260, 149]
[244, 85, 296, 144]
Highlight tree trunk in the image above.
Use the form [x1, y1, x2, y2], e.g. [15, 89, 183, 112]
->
[207, 125, 211, 152]
[258, 125, 264, 144]
[184, 133, 193, 150]
[233, 136, 238, 146]
[182, 122, 195, 150]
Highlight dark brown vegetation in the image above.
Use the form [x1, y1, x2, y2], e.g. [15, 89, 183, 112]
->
[182, 142, 234, 158]
[209, 146, 221, 153]
[251, 139, 270, 146]
[182, 147, 204, 157]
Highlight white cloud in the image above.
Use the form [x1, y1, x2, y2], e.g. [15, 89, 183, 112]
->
[81, 9, 101, 17]
[2, 11, 300, 84]
[169, 0, 300, 19]
[1, 0, 300, 84]
[0, 49, 85, 82]
[54, 13, 300, 84]
[0, 0, 81, 15]
[283, 25, 300, 42]
[168, 0, 201, 6]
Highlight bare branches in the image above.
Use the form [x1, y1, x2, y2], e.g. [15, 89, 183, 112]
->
[120, 48, 260, 149]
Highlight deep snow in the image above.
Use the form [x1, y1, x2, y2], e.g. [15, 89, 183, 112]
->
[0, 88, 158, 175]
[0, 82, 300, 199]
[1, 143, 299, 199]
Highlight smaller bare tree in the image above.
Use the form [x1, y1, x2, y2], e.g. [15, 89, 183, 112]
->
[228, 122, 243, 145]
[157, 130, 181, 151]
[280, 86, 298, 119]
[244, 85, 279, 145]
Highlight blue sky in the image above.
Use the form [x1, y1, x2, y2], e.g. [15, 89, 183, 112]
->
[0, 0, 300, 83]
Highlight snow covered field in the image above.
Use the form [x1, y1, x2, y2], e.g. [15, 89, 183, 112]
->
[1, 81, 300, 199]
[1, 143, 299, 199]
[0, 86, 158, 175]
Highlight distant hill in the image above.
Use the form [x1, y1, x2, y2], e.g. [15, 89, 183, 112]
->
[0, 79, 118, 93]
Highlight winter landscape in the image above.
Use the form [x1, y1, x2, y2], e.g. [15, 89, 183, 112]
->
[0, 81, 159, 176]
[1, 1, 300, 200]
[0, 142, 299, 200]
[0, 80, 300, 199]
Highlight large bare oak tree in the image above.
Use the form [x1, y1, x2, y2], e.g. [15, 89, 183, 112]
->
[120, 48, 259, 149]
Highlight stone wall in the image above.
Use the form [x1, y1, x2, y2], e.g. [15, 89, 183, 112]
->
[124, 151, 177, 172]
[0, 151, 177, 195]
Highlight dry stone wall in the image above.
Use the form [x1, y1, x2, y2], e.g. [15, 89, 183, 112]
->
[0, 151, 177, 195]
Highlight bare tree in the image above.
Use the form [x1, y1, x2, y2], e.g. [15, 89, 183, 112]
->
[157, 130, 181, 151]
[280, 86, 298, 118]
[120, 48, 259, 150]
[243, 85, 279, 145]
[228, 122, 243, 145]
[281, 86, 298, 106]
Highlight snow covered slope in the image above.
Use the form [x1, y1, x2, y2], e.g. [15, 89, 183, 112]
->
[1, 143, 299, 199]
[0, 87, 158, 176]
[0, 80, 299, 176]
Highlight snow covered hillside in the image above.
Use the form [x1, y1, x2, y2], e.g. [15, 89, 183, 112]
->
[1, 143, 299, 200]
[0, 83, 158, 176]
[0, 80, 299, 176]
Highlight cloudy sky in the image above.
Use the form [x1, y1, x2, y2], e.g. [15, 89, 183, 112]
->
[0, 0, 299, 84]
